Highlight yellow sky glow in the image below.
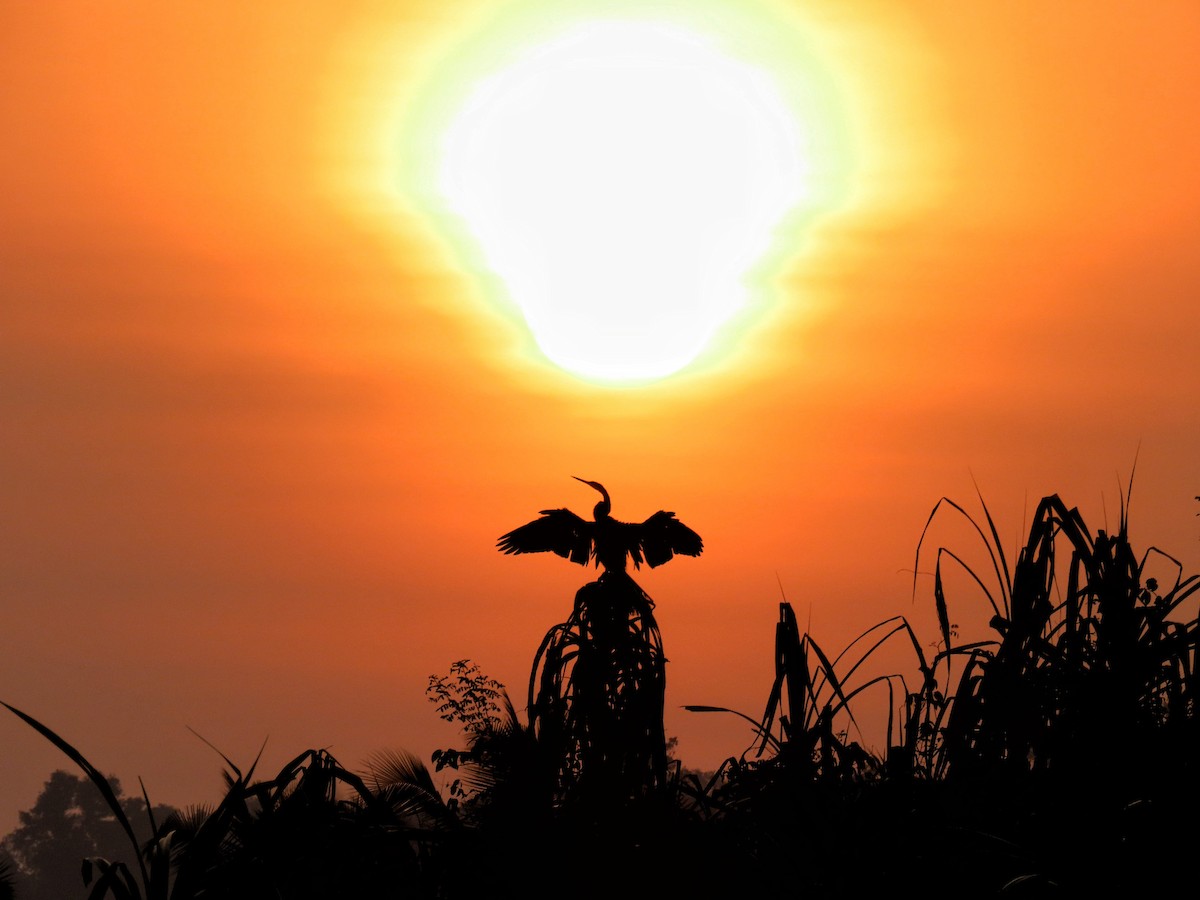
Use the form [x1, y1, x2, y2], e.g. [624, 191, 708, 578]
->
[434, 18, 809, 383]
[325, 0, 951, 391]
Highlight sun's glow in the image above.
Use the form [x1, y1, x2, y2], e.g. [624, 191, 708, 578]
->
[437, 19, 809, 384]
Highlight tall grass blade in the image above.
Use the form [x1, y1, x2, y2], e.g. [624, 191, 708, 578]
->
[971, 475, 1013, 607]
[1, 701, 150, 889]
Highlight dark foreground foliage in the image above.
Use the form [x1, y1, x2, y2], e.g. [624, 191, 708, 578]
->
[4, 490, 1198, 899]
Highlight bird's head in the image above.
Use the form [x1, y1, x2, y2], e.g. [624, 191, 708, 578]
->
[573, 476, 611, 518]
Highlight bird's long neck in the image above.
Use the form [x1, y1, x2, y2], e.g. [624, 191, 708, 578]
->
[593, 486, 611, 521]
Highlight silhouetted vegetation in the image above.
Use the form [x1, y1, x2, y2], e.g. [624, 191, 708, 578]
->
[3, 487, 1198, 898]
[0, 771, 173, 900]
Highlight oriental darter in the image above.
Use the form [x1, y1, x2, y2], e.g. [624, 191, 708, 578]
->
[497, 478, 703, 809]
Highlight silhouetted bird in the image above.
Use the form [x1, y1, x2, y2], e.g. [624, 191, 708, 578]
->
[498, 477, 703, 574]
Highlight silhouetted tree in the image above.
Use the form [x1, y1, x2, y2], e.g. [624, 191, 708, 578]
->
[0, 770, 174, 900]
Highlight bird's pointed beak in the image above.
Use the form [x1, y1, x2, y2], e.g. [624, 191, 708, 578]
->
[573, 476, 606, 496]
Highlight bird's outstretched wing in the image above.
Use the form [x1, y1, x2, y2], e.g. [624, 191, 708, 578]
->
[637, 510, 703, 568]
[497, 508, 593, 566]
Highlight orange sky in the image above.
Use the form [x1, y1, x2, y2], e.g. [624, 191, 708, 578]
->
[2, 0, 1199, 831]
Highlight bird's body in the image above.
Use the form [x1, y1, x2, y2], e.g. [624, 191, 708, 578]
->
[498, 478, 703, 574]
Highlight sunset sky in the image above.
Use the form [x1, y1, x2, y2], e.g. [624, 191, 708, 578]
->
[3, 0, 1199, 832]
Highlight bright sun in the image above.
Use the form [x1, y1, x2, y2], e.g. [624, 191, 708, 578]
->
[437, 19, 808, 384]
